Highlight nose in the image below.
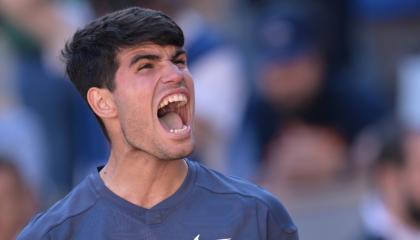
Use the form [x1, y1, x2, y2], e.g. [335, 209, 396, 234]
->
[160, 62, 183, 85]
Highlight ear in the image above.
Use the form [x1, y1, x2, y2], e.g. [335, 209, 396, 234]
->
[87, 87, 117, 119]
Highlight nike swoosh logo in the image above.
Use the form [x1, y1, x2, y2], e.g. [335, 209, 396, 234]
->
[194, 234, 231, 240]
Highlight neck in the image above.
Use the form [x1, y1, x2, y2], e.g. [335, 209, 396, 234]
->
[100, 149, 188, 209]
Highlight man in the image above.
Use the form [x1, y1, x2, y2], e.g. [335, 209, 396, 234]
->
[17, 7, 298, 240]
[359, 123, 420, 240]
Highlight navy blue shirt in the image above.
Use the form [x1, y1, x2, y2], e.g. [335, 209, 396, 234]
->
[18, 160, 298, 239]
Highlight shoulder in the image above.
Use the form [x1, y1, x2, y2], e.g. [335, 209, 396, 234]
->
[17, 174, 99, 240]
[192, 161, 296, 226]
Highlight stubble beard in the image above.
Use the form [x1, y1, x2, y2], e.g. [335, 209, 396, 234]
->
[121, 126, 194, 161]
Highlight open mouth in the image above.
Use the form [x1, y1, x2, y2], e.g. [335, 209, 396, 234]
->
[157, 93, 190, 134]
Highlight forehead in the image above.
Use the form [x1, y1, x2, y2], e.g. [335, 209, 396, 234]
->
[117, 43, 183, 63]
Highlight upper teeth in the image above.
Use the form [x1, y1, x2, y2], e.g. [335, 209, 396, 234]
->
[159, 93, 188, 109]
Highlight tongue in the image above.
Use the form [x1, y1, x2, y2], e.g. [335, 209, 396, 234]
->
[159, 112, 183, 131]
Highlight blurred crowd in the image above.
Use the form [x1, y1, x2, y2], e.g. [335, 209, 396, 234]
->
[1, 0, 420, 239]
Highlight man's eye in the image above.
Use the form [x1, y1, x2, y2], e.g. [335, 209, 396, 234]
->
[174, 59, 186, 67]
[138, 63, 153, 71]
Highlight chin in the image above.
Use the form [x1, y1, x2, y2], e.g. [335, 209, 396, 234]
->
[158, 140, 194, 161]
[173, 143, 194, 159]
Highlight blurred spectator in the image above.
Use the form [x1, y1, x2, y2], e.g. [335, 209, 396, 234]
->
[0, 30, 46, 198]
[0, 0, 109, 199]
[230, 3, 388, 183]
[0, 157, 37, 240]
[0, 0, 84, 73]
[359, 122, 420, 240]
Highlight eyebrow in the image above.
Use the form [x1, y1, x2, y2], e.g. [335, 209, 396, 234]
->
[171, 49, 187, 62]
[129, 48, 187, 68]
[129, 54, 160, 67]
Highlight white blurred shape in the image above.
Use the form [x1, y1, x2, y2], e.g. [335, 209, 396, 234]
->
[398, 54, 420, 129]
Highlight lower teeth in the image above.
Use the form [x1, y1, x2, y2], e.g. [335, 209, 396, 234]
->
[170, 125, 187, 133]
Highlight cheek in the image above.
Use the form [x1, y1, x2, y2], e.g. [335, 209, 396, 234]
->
[184, 72, 195, 101]
[121, 75, 154, 105]
[184, 70, 194, 87]
[115, 87, 154, 130]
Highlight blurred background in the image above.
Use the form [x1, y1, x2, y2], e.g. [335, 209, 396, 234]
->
[1, 0, 420, 239]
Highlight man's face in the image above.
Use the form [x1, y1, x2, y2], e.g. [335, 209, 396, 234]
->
[111, 43, 195, 160]
[258, 52, 324, 110]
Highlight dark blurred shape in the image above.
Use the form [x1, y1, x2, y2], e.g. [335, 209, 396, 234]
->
[247, 0, 351, 68]
[89, 0, 139, 16]
[0, 157, 36, 240]
[359, 120, 420, 239]
[88, 0, 182, 16]
[253, 4, 324, 113]
[354, 0, 420, 21]
[255, 5, 318, 63]
[351, 0, 420, 103]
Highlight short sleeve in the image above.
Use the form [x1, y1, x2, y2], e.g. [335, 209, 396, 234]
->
[267, 211, 298, 240]
[255, 190, 299, 240]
